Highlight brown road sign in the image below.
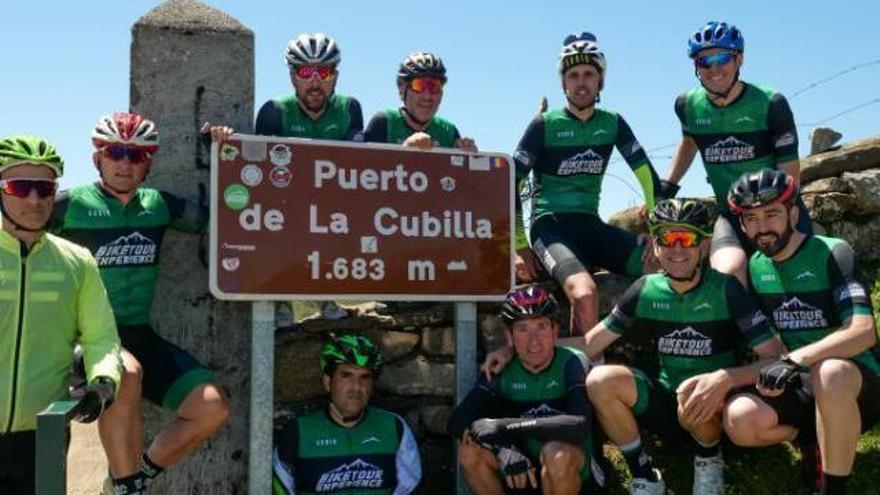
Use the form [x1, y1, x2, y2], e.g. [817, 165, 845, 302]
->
[210, 135, 514, 300]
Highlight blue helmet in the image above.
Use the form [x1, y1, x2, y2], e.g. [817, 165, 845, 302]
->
[688, 22, 744, 58]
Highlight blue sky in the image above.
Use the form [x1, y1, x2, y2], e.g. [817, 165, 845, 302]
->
[2, 0, 878, 218]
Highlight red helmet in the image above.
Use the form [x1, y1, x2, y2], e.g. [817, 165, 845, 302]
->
[91, 112, 159, 152]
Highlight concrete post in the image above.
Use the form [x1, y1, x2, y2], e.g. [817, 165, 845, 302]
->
[130, 1, 253, 492]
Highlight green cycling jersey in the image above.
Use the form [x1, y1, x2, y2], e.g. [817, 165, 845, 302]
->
[363, 108, 460, 147]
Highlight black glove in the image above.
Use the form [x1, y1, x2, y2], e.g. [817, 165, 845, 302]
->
[658, 179, 681, 199]
[758, 357, 802, 393]
[496, 446, 533, 478]
[77, 377, 116, 423]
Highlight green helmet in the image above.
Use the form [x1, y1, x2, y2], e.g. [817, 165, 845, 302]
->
[648, 198, 714, 237]
[320, 333, 384, 376]
[0, 135, 64, 177]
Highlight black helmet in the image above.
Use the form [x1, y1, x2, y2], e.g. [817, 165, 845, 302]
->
[727, 169, 797, 214]
[499, 285, 559, 326]
[319, 333, 384, 376]
[648, 198, 714, 236]
[397, 51, 447, 84]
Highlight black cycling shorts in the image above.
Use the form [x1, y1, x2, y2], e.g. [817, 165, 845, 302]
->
[711, 196, 813, 256]
[732, 359, 880, 433]
[0, 430, 39, 495]
[630, 368, 687, 441]
[119, 325, 216, 411]
[530, 213, 644, 284]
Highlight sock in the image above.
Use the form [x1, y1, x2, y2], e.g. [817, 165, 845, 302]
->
[821, 473, 849, 495]
[112, 473, 144, 495]
[693, 438, 721, 459]
[619, 438, 657, 481]
[139, 453, 165, 484]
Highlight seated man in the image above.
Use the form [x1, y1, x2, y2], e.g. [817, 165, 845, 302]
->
[273, 334, 422, 494]
[584, 199, 782, 495]
[448, 285, 602, 495]
[363, 51, 476, 151]
[723, 169, 880, 495]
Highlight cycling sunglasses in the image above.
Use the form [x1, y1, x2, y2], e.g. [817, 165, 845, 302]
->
[102, 146, 151, 163]
[294, 65, 335, 81]
[0, 178, 58, 199]
[695, 51, 736, 69]
[654, 229, 703, 248]
[409, 77, 444, 94]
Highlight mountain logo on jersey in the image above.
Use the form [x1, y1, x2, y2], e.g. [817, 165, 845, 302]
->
[658, 326, 713, 356]
[316, 458, 384, 491]
[705, 136, 756, 163]
[94, 231, 157, 267]
[838, 282, 866, 302]
[522, 403, 564, 418]
[794, 271, 816, 281]
[772, 297, 828, 330]
[558, 150, 604, 175]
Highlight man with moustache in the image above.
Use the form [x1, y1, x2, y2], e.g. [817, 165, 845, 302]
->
[723, 169, 880, 495]
[512, 31, 664, 347]
[0, 135, 121, 495]
[272, 334, 422, 495]
[51, 113, 230, 495]
[661, 21, 811, 287]
[363, 51, 477, 151]
[584, 198, 782, 494]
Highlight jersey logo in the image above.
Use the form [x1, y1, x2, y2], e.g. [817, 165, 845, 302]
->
[546, 379, 560, 390]
[556, 130, 575, 139]
[316, 458, 384, 491]
[592, 129, 608, 136]
[658, 326, 713, 356]
[751, 311, 768, 326]
[775, 132, 796, 148]
[838, 282, 866, 302]
[693, 302, 712, 311]
[290, 124, 308, 133]
[361, 436, 381, 444]
[94, 231, 157, 267]
[88, 209, 111, 218]
[137, 210, 154, 217]
[315, 438, 338, 447]
[695, 117, 713, 126]
[558, 150, 604, 175]
[734, 116, 755, 124]
[794, 271, 816, 281]
[510, 382, 527, 390]
[704, 136, 756, 163]
[772, 297, 828, 330]
[760, 273, 777, 282]
[323, 124, 339, 133]
[652, 301, 670, 311]
[628, 141, 642, 154]
[522, 404, 563, 417]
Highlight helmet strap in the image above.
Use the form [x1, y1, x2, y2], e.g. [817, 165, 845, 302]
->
[401, 105, 431, 130]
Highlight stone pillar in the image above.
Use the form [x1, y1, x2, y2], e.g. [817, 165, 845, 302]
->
[130, 1, 253, 492]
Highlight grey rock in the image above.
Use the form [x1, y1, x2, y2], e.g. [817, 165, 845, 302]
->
[274, 336, 326, 403]
[421, 326, 455, 356]
[801, 177, 851, 195]
[420, 405, 453, 435]
[810, 127, 843, 156]
[801, 136, 880, 185]
[842, 170, 880, 215]
[364, 329, 420, 362]
[801, 193, 855, 224]
[826, 217, 880, 262]
[135, 0, 251, 33]
[378, 357, 455, 396]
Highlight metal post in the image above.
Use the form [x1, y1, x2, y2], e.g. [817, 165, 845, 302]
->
[36, 399, 81, 495]
[454, 301, 478, 495]
[249, 301, 274, 494]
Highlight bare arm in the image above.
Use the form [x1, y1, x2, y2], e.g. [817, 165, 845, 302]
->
[788, 314, 876, 367]
[583, 322, 621, 361]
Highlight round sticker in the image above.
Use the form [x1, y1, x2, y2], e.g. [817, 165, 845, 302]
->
[240, 164, 263, 187]
[270, 165, 293, 188]
[223, 184, 250, 210]
[269, 144, 292, 166]
[440, 176, 456, 192]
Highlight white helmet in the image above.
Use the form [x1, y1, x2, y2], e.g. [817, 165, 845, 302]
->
[285, 33, 341, 67]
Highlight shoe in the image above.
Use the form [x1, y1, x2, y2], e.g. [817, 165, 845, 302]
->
[321, 301, 348, 320]
[631, 468, 666, 495]
[693, 453, 724, 495]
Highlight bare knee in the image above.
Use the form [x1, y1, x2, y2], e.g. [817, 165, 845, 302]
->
[586, 365, 632, 405]
[182, 384, 230, 432]
[723, 395, 772, 446]
[812, 359, 861, 403]
[109, 353, 143, 411]
[540, 442, 583, 481]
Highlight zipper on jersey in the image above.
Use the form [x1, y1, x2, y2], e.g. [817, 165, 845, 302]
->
[4, 243, 28, 434]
